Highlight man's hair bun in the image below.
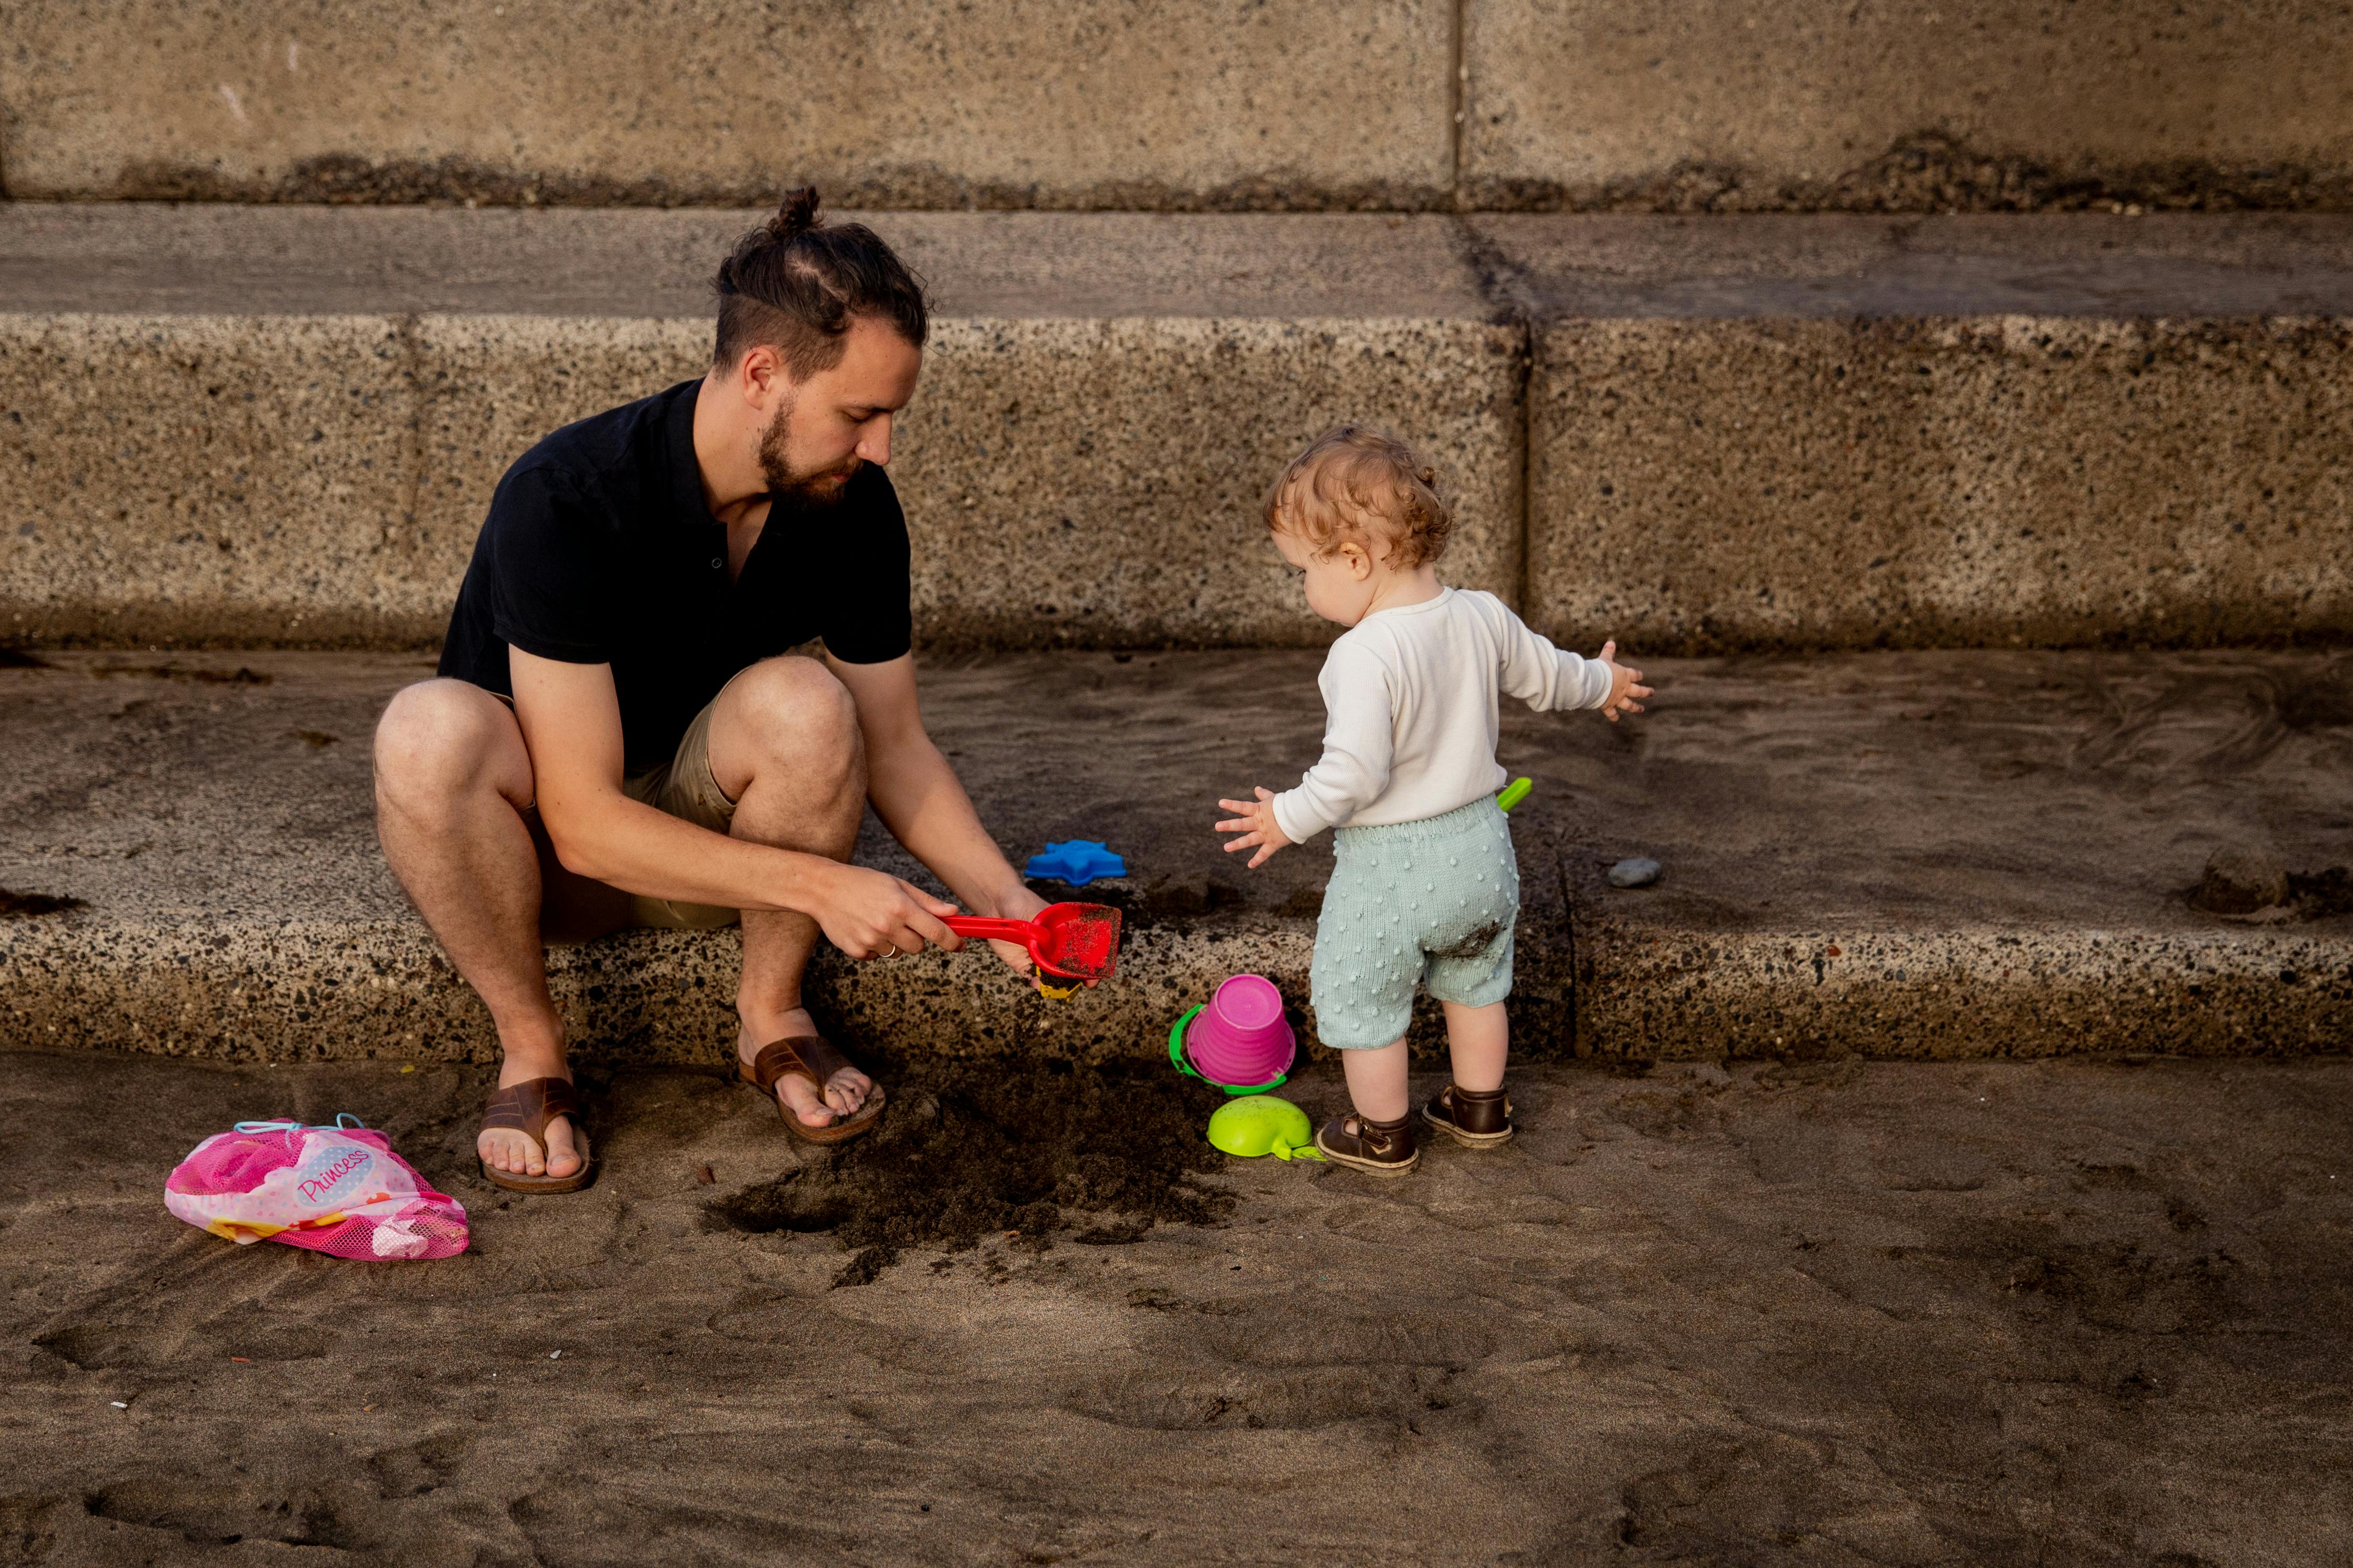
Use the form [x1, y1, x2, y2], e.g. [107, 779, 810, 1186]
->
[710, 186, 930, 379]
[767, 187, 822, 244]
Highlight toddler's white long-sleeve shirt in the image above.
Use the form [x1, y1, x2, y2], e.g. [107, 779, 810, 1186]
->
[1269, 587, 1613, 844]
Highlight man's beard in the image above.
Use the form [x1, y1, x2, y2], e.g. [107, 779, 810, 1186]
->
[758, 402, 860, 509]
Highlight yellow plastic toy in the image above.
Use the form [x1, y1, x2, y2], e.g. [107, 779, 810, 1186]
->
[1206, 1095, 1324, 1160]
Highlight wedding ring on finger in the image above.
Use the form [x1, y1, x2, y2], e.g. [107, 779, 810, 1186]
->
[879, 944, 898, 958]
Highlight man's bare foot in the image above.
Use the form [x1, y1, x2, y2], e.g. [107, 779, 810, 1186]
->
[739, 1009, 871, 1129]
[477, 1050, 589, 1179]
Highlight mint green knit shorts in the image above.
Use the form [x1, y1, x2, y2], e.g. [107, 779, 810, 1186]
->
[1309, 796, 1520, 1049]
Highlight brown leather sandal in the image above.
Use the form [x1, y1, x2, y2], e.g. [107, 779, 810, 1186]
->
[1423, 1083, 1515, 1148]
[1314, 1110, 1419, 1176]
[739, 1035, 887, 1145]
[478, 1076, 596, 1193]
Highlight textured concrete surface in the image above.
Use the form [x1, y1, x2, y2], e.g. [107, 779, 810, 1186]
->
[0, 1, 1451, 209]
[900, 316, 1520, 648]
[9, 3, 2351, 216]
[0, 649, 1568, 1067]
[1493, 215, 2353, 654]
[3, 311, 433, 646]
[1462, 1, 2353, 212]
[1476, 212, 2353, 319]
[1541, 649, 2353, 1058]
[14, 207, 2353, 653]
[0, 205, 1501, 319]
[0, 207, 1517, 649]
[1531, 313, 2353, 653]
[8, 1047, 2351, 1565]
[2, 648, 2348, 1067]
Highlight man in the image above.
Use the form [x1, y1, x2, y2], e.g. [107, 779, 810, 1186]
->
[374, 190, 1047, 1192]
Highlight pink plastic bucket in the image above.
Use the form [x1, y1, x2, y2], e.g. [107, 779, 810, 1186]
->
[1181, 974, 1296, 1088]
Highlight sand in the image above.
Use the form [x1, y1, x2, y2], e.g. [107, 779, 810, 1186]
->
[5, 1046, 2350, 1565]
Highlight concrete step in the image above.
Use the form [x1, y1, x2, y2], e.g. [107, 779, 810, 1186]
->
[4, 647, 2348, 1066]
[6, 205, 2353, 653]
[4, 3, 2344, 214]
[1487, 213, 2353, 653]
[0, 204, 1519, 651]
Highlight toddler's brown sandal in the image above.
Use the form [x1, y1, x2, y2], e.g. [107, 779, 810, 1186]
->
[740, 1034, 887, 1145]
[1314, 1111, 1419, 1176]
[478, 1076, 597, 1193]
[1422, 1083, 1515, 1149]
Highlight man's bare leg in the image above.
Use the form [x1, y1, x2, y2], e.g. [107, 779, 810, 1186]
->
[374, 679, 595, 1179]
[706, 657, 875, 1129]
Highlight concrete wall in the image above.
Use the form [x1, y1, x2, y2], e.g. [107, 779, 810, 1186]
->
[4, 2, 2347, 211]
[0, 311, 1523, 649]
[0, 1, 1453, 209]
[9, 207, 2353, 654]
[1529, 315, 2353, 654]
[19, 303, 2351, 656]
[1461, 1, 2353, 213]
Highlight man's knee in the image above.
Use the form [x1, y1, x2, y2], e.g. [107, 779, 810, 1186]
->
[722, 657, 865, 782]
[375, 680, 528, 805]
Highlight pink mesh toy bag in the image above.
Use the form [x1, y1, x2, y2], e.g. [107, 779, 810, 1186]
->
[166, 1115, 468, 1260]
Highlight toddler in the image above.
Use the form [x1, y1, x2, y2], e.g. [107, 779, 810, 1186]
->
[1214, 426, 1650, 1175]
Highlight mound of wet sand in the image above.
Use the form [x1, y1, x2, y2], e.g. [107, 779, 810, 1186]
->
[708, 1057, 1233, 1282]
[6, 1047, 2352, 1565]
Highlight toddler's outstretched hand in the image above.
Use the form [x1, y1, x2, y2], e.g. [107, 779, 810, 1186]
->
[1595, 638, 1653, 723]
[1215, 786, 1294, 869]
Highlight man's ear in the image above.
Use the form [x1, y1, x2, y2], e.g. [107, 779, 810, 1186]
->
[738, 344, 785, 409]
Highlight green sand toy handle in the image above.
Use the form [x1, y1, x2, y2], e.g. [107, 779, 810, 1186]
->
[1168, 1006, 1206, 1078]
[1167, 1005, 1287, 1097]
[1496, 777, 1533, 812]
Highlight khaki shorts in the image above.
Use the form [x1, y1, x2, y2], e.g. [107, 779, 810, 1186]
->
[512, 687, 744, 935]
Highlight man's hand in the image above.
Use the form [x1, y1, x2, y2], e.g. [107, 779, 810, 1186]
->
[1215, 786, 1294, 869]
[810, 863, 964, 960]
[823, 653, 1058, 978]
[1595, 639, 1653, 723]
[987, 884, 1052, 975]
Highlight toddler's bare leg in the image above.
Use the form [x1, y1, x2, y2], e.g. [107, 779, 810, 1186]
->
[1441, 1000, 1508, 1092]
[1340, 1040, 1412, 1121]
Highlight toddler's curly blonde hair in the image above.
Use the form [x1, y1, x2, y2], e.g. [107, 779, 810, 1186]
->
[1263, 424, 1453, 570]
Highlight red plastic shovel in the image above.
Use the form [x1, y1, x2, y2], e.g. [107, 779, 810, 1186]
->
[943, 902, 1124, 987]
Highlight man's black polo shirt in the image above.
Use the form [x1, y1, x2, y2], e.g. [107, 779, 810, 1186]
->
[438, 379, 913, 773]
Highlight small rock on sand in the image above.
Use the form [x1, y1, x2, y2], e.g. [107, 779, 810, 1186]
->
[1608, 857, 1662, 889]
[2198, 843, 2289, 914]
